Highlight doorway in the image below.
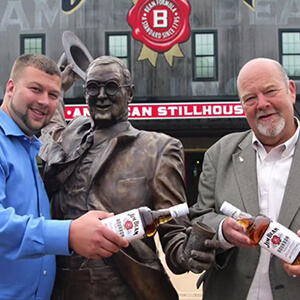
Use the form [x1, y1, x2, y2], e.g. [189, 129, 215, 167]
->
[184, 150, 205, 207]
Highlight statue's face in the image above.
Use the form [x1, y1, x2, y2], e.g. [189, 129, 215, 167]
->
[85, 62, 132, 129]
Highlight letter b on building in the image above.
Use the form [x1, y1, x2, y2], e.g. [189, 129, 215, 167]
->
[153, 10, 168, 28]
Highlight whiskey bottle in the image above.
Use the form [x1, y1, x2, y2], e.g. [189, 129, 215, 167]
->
[101, 203, 189, 242]
[220, 201, 300, 264]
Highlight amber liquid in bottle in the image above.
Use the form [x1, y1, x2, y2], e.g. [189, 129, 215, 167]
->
[238, 215, 270, 244]
[238, 216, 300, 265]
[101, 203, 188, 242]
[139, 207, 173, 237]
[220, 201, 300, 265]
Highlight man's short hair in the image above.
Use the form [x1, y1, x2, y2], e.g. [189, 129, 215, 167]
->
[10, 53, 61, 82]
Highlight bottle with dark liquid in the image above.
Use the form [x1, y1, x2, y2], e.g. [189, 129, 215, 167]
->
[220, 201, 300, 264]
[101, 203, 189, 242]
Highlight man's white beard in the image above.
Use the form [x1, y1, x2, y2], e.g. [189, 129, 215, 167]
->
[257, 116, 285, 137]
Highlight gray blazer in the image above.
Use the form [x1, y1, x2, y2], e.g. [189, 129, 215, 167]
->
[190, 130, 300, 300]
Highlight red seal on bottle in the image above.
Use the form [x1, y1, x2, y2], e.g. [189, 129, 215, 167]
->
[271, 235, 281, 245]
[124, 220, 133, 230]
[127, 0, 191, 66]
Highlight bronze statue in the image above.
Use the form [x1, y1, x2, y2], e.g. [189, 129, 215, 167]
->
[40, 48, 218, 299]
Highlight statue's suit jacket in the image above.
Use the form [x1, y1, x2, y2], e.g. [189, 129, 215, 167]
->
[190, 130, 300, 300]
[39, 100, 188, 300]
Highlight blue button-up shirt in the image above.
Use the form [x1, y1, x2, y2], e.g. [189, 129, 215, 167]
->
[0, 110, 71, 300]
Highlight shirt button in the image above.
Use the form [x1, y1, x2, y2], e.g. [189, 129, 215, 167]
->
[43, 270, 47, 275]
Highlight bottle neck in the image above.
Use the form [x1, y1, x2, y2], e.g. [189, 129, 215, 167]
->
[220, 201, 252, 220]
[237, 210, 253, 219]
[152, 209, 173, 225]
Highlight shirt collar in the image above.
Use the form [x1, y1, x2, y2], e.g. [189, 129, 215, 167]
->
[0, 109, 42, 147]
[252, 117, 300, 157]
[92, 121, 131, 145]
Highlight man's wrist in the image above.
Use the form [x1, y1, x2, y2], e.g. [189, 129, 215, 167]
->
[218, 218, 235, 250]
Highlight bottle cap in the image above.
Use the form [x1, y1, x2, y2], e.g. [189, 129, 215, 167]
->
[220, 201, 241, 219]
[170, 203, 189, 218]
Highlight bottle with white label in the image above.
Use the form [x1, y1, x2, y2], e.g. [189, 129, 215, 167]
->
[101, 203, 189, 242]
[220, 201, 300, 264]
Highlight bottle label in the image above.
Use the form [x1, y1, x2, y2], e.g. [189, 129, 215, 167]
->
[101, 209, 145, 242]
[169, 203, 189, 218]
[259, 221, 300, 263]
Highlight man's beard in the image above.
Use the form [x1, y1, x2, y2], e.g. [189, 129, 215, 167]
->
[10, 98, 41, 135]
[256, 115, 285, 137]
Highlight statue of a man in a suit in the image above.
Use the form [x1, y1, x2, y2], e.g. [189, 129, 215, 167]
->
[39, 55, 219, 300]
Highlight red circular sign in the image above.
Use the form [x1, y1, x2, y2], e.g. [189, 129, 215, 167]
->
[128, 0, 191, 53]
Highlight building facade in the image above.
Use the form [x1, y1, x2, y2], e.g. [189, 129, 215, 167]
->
[0, 0, 299, 204]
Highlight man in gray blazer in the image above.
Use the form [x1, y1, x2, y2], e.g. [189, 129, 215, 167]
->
[190, 58, 300, 300]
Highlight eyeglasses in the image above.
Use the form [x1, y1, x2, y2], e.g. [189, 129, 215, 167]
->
[84, 80, 130, 97]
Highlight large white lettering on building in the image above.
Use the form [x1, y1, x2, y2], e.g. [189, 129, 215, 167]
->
[153, 10, 168, 28]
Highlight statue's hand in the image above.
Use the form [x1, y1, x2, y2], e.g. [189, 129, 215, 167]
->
[61, 64, 81, 92]
[177, 227, 220, 274]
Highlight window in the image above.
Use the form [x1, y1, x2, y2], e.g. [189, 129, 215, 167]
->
[20, 34, 45, 54]
[192, 31, 218, 81]
[105, 32, 130, 69]
[279, 30, 300, 79]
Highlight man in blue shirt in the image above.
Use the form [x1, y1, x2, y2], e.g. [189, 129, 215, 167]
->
[0, 53, 129, 300]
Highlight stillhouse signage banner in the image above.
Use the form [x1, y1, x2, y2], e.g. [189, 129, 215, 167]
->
[64, 102, 245, 121]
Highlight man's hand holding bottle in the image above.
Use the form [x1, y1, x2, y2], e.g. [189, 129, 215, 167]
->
[222, 217, 257, 248]
[69, 211, 129, 259]
[221, 202, 300, 268]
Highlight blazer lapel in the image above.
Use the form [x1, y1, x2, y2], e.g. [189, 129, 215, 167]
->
[277, 136, 300, 227]
[86, 125, 140, 192]
[232, 134, 260, 217]
[86, 137, 118, 192]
